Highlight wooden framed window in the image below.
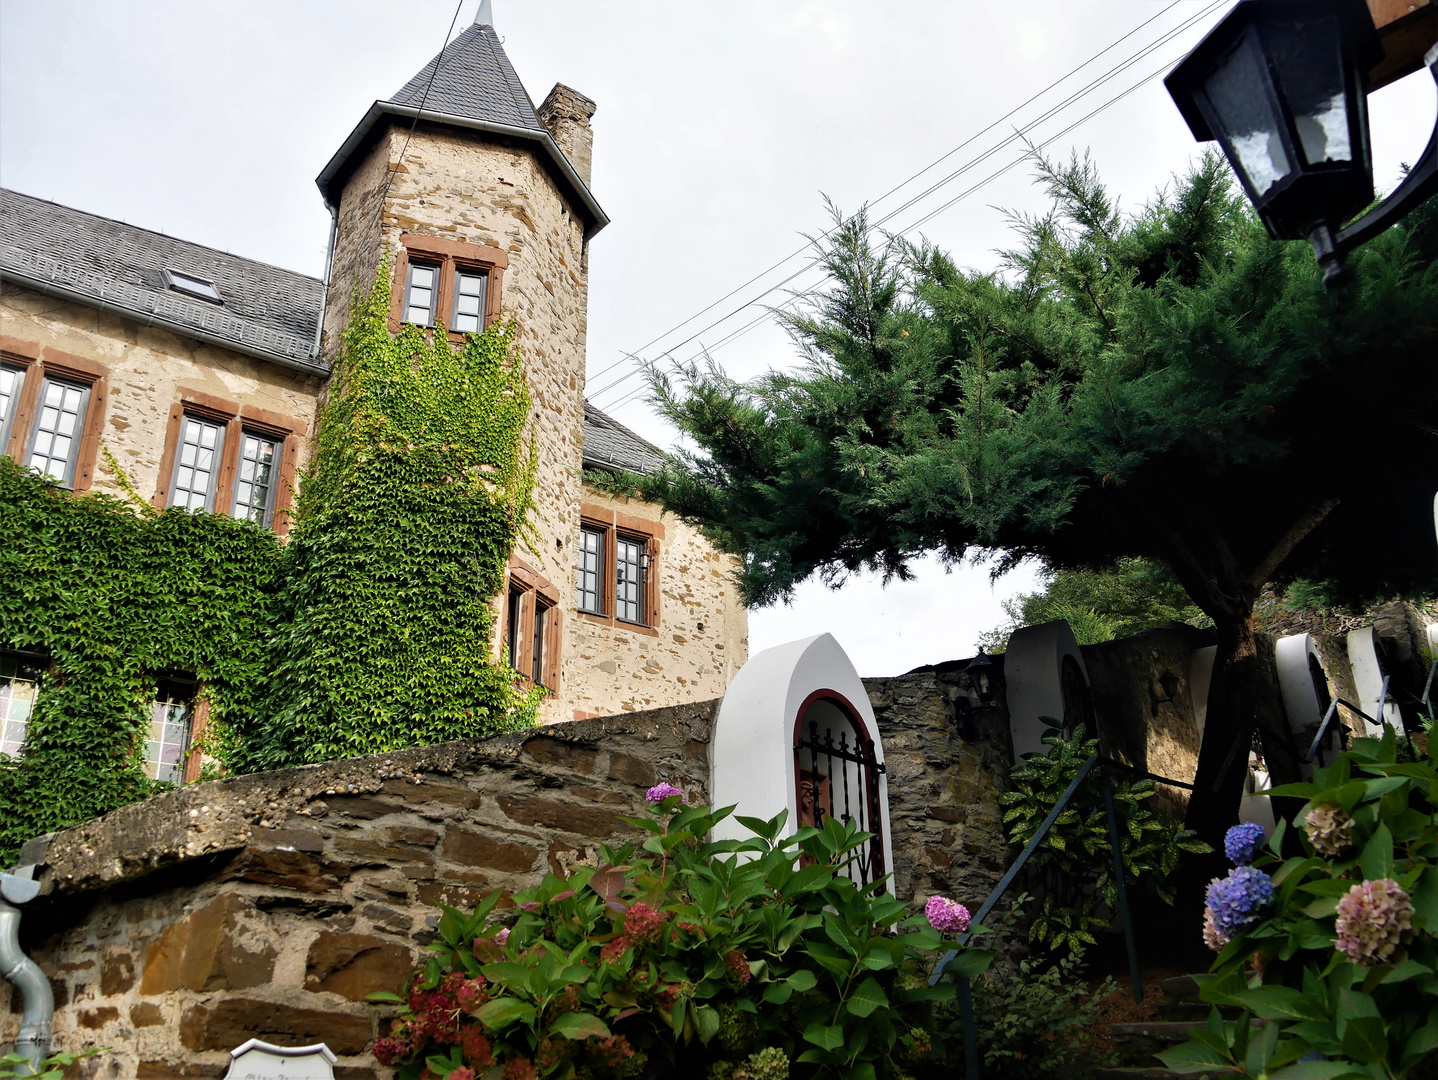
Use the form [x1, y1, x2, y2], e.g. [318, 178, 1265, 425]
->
[2, 343, 108, 492]
[503, 557, 561, 693]
[168, 414, 227, 511]
[577, 505, 664, 634]
[153, 390, 303, 535]
[0, 652, 43, 760]
[147, 675, 196, 784]
[390, 234, 508, 339]
[577, 525, 604, 614]
[0, 363, 26, 451]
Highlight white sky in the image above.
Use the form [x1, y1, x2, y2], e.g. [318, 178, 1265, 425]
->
[3, 1, 1431, 676]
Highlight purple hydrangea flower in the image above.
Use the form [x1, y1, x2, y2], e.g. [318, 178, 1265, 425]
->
[1205, 865, 1275, 937]
[1224, 822, 1267, 866]
[925, 896, 971, 933]
[645, 782, 684, 805]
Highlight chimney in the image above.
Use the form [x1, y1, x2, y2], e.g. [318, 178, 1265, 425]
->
[538, 83, 597, 188]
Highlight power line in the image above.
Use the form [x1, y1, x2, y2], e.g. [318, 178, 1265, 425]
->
[586, 0, 1186, 390]
[587, 0, 1207, 395]
[591, 0, 1224, 410]
[375, 1, 465, 228]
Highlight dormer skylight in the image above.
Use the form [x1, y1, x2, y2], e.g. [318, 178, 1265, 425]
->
[163, 268, 223, 304]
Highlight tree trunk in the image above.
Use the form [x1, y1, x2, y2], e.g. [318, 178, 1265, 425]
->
[1184, 608, 1262, 848]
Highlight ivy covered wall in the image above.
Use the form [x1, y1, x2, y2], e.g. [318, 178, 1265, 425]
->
[0, 266, 538, 865]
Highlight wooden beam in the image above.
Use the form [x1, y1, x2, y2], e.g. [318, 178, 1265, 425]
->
[1368, 0, 1437, 89]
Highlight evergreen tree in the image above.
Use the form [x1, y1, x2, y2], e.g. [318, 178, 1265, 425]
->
[642, 152, 1438, 844]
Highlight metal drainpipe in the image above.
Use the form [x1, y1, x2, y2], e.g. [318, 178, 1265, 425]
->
[0, 872, 51, 1073]
[311, 203, 339, 361]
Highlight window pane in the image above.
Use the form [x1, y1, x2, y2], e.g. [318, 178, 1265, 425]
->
[168, 415, 226, 511]
[452, 271, 487, 333]
[232, 432, 280, 525]
[577, 527, 604, 614]
[405, 263, 439, 326]
[507, 587, 524, 672]
[616, 537, 645, 624]
[0, 654, 42, 759]
[145, 682, 193, 784]
[27, 377, 89, 485]
[532, 602, 547, 684]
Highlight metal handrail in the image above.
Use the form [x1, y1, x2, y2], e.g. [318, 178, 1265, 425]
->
[1422, 658, 1436, 720]
[1303, 675, 1407, 764]
[927, 755, 1142, 1080]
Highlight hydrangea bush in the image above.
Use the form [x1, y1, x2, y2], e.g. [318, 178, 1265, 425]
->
[372, 795, 991, 1080]
[1162, 729, 1438, 1079]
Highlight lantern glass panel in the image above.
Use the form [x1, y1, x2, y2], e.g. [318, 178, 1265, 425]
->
[1204, 27, 1292, 196]
[1265, 13, 1352, 165]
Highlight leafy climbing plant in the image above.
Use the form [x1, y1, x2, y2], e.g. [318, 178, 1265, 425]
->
[999, 718, 1210, 956]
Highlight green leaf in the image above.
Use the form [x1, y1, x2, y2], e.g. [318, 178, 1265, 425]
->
[1339, 1015, 1387, 1064]
[551, 1012, 611, 1040]
[1269, 1064, 1369, 1079]
[1156, 1040, 1233, 1072]
[695, 1005, 721, 1045]
[786, 969, 818, 992]
[843, 976, 889, 1018]
[366, 990, 404, 1002]
[1359, 823, 1394, 881]
[1233, 987, 1326, 1022]
[803, 1023, 846, 1051]
[474, 997, 535, 1030]
[762, 981, 794, 1005]
[940, 949, 993, 979]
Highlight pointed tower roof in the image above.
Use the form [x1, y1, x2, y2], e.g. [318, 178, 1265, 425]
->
[316, 16, 607, 236]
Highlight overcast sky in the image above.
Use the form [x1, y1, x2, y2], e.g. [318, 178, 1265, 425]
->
[3, 1, 1432, 676]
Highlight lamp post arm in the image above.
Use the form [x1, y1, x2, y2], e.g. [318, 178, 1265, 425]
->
[1316, 43, 1438, 286]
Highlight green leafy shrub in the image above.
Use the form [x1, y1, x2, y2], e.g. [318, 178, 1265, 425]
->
[373, 796, 991, 1080]
[934, 894, 1117, 1079]
[1162, 729, 1438, 1078]
[0, 456, 280, 863]
[0, 1047, 102, 1079]
[230, 263, 541, 771]
[999, 719, 1209, 957]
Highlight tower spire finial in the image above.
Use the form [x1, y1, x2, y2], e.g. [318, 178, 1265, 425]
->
[474, 0, 493, 26]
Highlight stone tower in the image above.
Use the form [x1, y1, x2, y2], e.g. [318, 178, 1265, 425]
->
[314, 9, 607, 587]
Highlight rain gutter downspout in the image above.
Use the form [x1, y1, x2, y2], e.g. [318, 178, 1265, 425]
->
[311, 204, 339, 361]
[0, 870, 51, 1074]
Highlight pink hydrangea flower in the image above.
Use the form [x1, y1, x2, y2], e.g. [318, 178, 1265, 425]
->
[646, 782, 684, 805]
[1202, 906, 1229, 951]
[925, 895, 971, 933]
[1335, 878, 1414, 967]
[493, 927, 509, 946]
[449, 1068, 475, 1080]
[1304, 803, 1355, 857]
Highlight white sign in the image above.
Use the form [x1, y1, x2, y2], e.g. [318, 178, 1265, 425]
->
[224, 1041, 336, 1080]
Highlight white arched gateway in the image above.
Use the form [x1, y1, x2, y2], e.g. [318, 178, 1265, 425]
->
[710, 634, 894, 890]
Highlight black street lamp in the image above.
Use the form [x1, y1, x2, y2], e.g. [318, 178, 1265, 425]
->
[1166, 0, 1438, 287]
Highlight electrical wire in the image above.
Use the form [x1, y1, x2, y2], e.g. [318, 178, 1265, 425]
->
[595, 12, 1220, 414]
[590, 0, 1225, 410]
[584, 0, 1188, 390]
[375, 1, 465, 228]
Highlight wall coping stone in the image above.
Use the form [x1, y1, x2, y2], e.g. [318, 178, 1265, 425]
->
[15, 701, 718, 898]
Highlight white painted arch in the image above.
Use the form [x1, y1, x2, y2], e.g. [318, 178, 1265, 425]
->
[1347, 626, 1402, 737]
[711, 633, 894, 887]
[1276, 632, 1340, 773]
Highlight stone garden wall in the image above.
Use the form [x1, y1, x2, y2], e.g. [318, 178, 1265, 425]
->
[1, 683, 1014, 1080]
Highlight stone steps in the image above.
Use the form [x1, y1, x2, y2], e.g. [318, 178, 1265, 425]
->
[1095, 974, 1246, 1079]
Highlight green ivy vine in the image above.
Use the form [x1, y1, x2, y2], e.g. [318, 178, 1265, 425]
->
[0, 261, 540, 863]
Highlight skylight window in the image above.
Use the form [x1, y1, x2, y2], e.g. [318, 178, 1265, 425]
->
[163, 268, 223, 304]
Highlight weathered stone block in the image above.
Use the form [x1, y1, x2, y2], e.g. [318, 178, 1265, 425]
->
[606, 752, 655, 787]
[139, 894, 278, 994]
[306, 931, 413, 1001]
[253, 827, 326, 852]
[496, 794, 622, 838]
[441, 826, 540, 872]
[137, 1063, 226, 1079]
[131, 1002, 165, 1027]
[521, 736, 596, 773]
[379, 778, 483, 809]
[100, 950, 135, 995]
[221, 847, 351, 894]
[383, 824, 440, 847]
[180, 999, 372, 1054]
[336, 837, 436, 866]
[326, 796, 403, 820]
[417, 882, 491, 909]
[77, 1006, 118, 1029]
[360, 903, 413, 933]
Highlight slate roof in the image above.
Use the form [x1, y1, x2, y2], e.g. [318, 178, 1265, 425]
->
[582, 401, 667, 475]
[0, 188, 327, 374]
[390, 23, 545, 134]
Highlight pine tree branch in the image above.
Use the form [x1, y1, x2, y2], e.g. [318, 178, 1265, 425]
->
[1247, 498, 1340, 592]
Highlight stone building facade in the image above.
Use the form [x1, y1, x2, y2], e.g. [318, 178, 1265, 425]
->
[0, 13, 747, 750]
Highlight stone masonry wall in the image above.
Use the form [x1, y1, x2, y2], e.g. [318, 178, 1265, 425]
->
[563, 486, 748, 721]
[0, 285, 323, 506]
[2, 683, 1014, 1078]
